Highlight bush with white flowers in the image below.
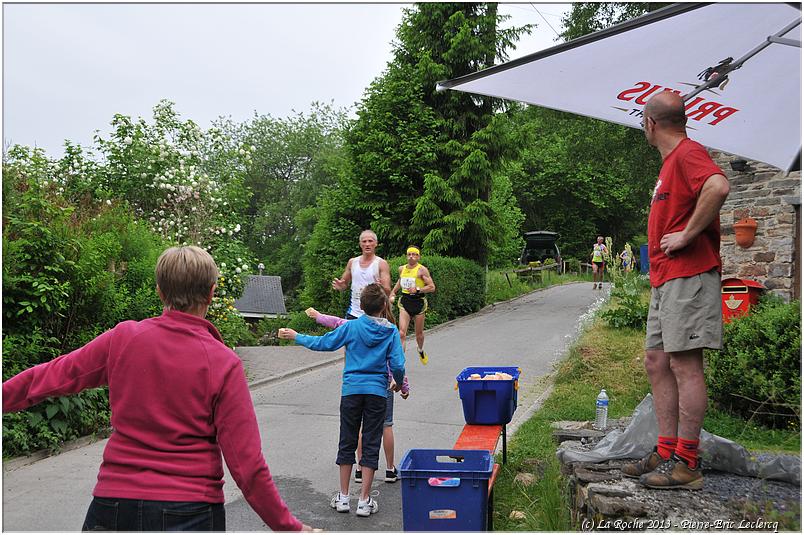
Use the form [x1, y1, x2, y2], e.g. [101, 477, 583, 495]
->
[4, 100, 257, 343]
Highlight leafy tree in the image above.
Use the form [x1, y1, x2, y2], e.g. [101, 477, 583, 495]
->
[506, 106, 660, 259]
[298, 183, 363, 314]
[224, 103, 351, 297]
[560, 3, 670, 41]
[301, 3, 531, 306]
[1, 161, 168, 455]
[487, 171, 526, 268]
[488, 3, 668, 260]
[4, 102, 260, 348]
[91, 100, 252, 250]
[396, 3, 529, 265]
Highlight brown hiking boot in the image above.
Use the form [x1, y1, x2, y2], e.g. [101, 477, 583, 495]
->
[639, 454, 703, 490]
[621, 448, 663, 479]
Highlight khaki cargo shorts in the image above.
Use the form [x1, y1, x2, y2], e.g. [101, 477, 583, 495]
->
[645, 269, 723, 352]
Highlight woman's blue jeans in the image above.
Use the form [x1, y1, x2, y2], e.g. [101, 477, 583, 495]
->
[82, 497, 225, 531]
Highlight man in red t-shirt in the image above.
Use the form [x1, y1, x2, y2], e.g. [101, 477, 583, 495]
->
[621, 92, 730, 490]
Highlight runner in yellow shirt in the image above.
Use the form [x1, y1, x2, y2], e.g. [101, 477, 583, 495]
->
[389, 246, 436, 365]
[591, 236, 608, 289]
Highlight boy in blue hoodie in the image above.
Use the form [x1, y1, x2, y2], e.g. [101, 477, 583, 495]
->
[278, 283, 405, 517]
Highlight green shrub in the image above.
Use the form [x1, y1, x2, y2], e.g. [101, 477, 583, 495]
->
[2, 180, 169, 457]
[705, 297, 801, 429]
[2, 331, 61, 381]
[1, 386, 110, 458]
[601, 273, 650, 329]
[386, 254, 485, 322]
[210, 301, 257, 348]
[564, 257, 581, 273]
[486, 269, 535, 304]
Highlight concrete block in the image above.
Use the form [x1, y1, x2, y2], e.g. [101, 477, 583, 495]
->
[776, 213, 795, 225]
[574, 466, 620, 484]
[589, 494, 648, 517]
[737, 264, 768, 277]
[764, 277, 791, 290]
[755, 197, 782, 206]
[552, 428, 605, 443]
[587, 483, 633, 499]
[769, 179, 802, 189]
[770, 237, 794, 249]
[768, 263, 793, 278]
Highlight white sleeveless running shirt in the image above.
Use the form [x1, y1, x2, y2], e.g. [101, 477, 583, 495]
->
[349, 256, 380, 317]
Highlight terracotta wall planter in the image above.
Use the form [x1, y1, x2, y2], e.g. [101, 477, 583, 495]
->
[733, 217, 758, 248]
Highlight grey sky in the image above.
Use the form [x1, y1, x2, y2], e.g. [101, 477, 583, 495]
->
[3, 3, 570, 157]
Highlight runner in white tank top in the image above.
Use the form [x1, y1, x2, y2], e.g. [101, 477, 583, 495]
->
[348, 256, 380, 317]
[331, 230, 392, 318]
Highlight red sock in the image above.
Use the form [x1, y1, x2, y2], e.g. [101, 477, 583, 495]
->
[675, 437, 700, 469]
[656, 435, 677, 460]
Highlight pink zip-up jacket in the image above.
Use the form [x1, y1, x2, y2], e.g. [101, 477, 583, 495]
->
[2, 309, 302, 531]
[314, 312, 410, 395]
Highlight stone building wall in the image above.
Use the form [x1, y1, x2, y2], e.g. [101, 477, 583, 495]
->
[711, 151, 801, 302]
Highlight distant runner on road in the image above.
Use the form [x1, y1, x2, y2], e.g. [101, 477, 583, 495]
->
[591, 236, 608, 289]
[389, 245, 436, 365]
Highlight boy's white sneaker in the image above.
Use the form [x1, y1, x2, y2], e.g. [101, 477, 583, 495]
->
[330, 491, 350, 513]
[355, 496, 379, 517]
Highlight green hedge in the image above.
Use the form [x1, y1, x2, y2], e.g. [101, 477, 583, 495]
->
[2, 186, 168, 457]
[705, 296, 801, 430]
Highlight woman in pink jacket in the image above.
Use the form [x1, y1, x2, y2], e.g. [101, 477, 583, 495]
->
[3, 246, 314, 532]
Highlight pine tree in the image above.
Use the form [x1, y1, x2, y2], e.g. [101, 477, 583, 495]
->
[349, 3, 528, 262]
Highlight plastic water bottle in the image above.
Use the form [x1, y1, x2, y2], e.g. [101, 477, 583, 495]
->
[594, 389, 609, 430]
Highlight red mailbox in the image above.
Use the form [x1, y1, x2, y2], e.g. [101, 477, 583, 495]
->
[721, 278, 765, 322]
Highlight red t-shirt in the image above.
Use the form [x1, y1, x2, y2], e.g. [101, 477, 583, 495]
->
[647, 138, 723, 288]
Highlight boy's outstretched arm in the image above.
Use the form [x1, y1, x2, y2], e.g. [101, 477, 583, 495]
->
[292, 323, 351, 352]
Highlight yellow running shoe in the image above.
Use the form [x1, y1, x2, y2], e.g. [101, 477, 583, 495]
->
[418, 349, 429, 365]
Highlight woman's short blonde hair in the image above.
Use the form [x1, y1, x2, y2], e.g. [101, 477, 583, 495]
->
[155, 246, 219, 311]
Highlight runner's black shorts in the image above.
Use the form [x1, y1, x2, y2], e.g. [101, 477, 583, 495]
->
[398, 293, 428, 316]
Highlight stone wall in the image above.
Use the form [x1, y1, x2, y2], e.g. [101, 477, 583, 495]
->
[556, 419, 801, 531]
[710, 151, 801, 301]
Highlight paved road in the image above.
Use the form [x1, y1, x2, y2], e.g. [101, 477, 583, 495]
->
[2, 282, 604, 531]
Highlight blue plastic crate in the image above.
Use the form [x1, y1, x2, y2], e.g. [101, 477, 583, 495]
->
[456, 366, 521, 425]
[399, 449, 493, 531]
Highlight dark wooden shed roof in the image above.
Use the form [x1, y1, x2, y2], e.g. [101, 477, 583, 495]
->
[233, 275, 286, 318]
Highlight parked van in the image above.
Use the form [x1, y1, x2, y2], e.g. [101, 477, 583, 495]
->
[519, 231, 562, 270]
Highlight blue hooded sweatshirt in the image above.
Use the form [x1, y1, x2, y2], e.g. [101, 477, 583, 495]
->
[295, 314, 406, 397]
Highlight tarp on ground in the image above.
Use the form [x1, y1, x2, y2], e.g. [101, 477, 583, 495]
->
[556, 394, 801, 485]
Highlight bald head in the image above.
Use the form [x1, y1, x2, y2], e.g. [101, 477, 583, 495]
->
[644, 91, 687, 129]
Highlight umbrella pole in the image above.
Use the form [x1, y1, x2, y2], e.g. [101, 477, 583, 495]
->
[683, 17, 802, 102]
